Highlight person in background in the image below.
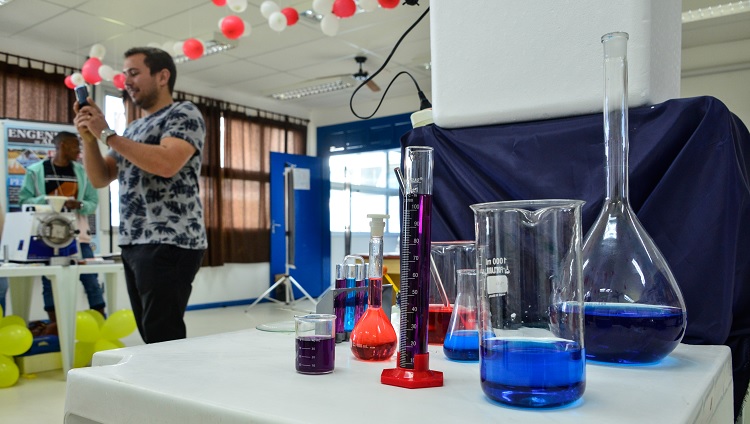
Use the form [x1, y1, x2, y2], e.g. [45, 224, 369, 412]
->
[18, 131, 105, 335]
[0, 206, 6, 315]
[73, 47, 207, 344]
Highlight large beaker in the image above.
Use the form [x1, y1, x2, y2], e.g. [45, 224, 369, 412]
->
[472, 199, 585, 408]
[582, 32, 687, 364]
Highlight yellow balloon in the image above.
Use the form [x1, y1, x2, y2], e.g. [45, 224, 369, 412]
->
[76, 311, 100, 343]
[93, 338, 121, 353]
[0, 315, 26, 328]
[74, 342, 95, 368]
[0, 324, 33, 356]
[100, 310, 137, 341]
[0, 354, 19, 388]
[85, 309, 106, 329]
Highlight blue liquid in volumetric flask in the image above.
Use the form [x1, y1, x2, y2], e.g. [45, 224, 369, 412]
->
[481, 338, 585, 408]
[443, 330, 479, 361]
[584, 302, 685, 364]
[296, 336, 335, 374]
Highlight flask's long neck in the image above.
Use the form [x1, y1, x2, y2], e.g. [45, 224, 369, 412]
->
[603, 34, 629, 203]
[368, 235, 383, 307]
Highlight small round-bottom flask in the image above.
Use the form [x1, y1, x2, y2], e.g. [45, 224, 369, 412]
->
[351, 214, 397, 361]
[350, 277, 397, 361]
[443, 269, 479, 361]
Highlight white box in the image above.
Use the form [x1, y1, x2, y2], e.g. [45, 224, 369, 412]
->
[430, 0, 682, 128]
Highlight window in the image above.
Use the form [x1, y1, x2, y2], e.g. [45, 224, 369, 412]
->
[329, 148, 401, 234]
[103, 93, 126, 227]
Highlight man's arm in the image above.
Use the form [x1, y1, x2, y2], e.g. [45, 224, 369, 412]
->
[17, 166, 45, 205]
[105, 135, 195, 178]
[75, 100, 195, 179]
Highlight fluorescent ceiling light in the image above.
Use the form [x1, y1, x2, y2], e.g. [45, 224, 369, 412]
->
[682, 0, 750, 23]
[270, 79, 353, 100]
[173, 33, 238, 64]
[0, 0, 15, 5]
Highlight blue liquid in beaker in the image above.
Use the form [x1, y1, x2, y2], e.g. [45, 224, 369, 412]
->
[584, 302, 685, 364]
[443, 330, 479, 361]
[480, 338, 585, 408]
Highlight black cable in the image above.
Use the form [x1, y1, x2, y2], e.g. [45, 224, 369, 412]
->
[349, 6, 430, 120]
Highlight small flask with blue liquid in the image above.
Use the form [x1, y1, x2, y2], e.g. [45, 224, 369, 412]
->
[443, 269, 479, 361]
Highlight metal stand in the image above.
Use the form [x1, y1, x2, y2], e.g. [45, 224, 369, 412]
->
[247, 166, 318, 310]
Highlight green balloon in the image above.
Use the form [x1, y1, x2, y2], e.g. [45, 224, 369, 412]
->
[76, 311, 101, 343]
[0, 325, 33, 356]
[0, 355, 19, 387]
[74, 342, 95, 368]
[100, 310, 137, 341]
[0, 315, 26, 328]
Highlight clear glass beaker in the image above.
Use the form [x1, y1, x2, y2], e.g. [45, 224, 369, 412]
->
[582, 32, 687, 364]
[295, 314, 336, 375]
[443, 269, 479, 362]
[472, 199, 585, 408]
[429, 241, 476, 344]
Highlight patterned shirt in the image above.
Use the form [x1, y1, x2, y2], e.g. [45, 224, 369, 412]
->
[112, 101, 207, 249]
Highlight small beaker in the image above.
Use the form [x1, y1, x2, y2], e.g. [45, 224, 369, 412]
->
[443, 269, 479, 362]
[472, 199, 585, 408]
[428, 241, 476, 344]
[295, 314, 336, 375]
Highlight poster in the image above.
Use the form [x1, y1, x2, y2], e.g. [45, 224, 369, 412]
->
[1, 119, 101, 252]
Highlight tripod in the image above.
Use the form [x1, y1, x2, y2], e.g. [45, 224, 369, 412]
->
[247, 166, 317, 310]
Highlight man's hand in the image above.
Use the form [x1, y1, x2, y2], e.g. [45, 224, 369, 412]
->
[74, 98, 108, 144]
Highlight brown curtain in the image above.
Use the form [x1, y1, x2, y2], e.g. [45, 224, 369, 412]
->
[217, 111, 306, 264]
[0, 55, 76, 122]
[123, 92, 308, 266]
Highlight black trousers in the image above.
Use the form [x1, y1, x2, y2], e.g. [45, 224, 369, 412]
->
[121, 244, 205, 344]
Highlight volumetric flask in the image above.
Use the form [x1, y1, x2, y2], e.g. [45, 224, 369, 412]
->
[582, 31, 687, 364]
[472, 200, 585, 408]
[443, 269, 479, 362]
[429, 241, 476, 344]
[295, 314, 336, 375]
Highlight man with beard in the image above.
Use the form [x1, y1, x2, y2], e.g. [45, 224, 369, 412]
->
[74, 47, 207, 344]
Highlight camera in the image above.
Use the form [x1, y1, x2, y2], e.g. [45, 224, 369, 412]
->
[74, 85, 89, 107]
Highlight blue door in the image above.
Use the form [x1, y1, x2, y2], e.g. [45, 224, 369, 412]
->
[270, 152, 330, 299]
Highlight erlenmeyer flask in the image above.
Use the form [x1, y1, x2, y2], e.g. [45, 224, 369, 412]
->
[443, 269, 479, 362]
[582, 32, 687, 364]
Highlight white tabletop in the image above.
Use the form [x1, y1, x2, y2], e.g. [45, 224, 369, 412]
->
[64, 329, 733, 424]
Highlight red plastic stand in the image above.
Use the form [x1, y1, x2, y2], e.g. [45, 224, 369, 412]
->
[381, 352, 443, 388]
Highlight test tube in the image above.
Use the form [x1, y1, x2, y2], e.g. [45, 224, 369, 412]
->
[344, 264, 357, 332]
[334, 264, 346, 340]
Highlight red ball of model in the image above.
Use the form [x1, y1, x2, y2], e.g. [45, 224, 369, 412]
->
[183, 38, 204, 60]
[220, 15, 245, 39]
[281, 7, 299, 26]
[332, 0, 356, 18]
[378, 0, 399, 9]
[212, 0, 226, 5]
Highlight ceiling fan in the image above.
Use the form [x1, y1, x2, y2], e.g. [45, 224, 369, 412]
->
[351, 56, 381, 92]
[268, 55, 381, 100]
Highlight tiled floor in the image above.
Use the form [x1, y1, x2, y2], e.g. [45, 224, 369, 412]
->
[0, 300, 317, 423]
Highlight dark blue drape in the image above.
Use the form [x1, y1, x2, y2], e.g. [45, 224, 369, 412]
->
[403, 96, 750, 417]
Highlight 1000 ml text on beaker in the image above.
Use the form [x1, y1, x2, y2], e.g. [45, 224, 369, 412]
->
[480, 337, 585, 408]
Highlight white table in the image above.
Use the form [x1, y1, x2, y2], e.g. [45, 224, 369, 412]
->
[1, 262, 124, 376]
[64, 329, 733, 424]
